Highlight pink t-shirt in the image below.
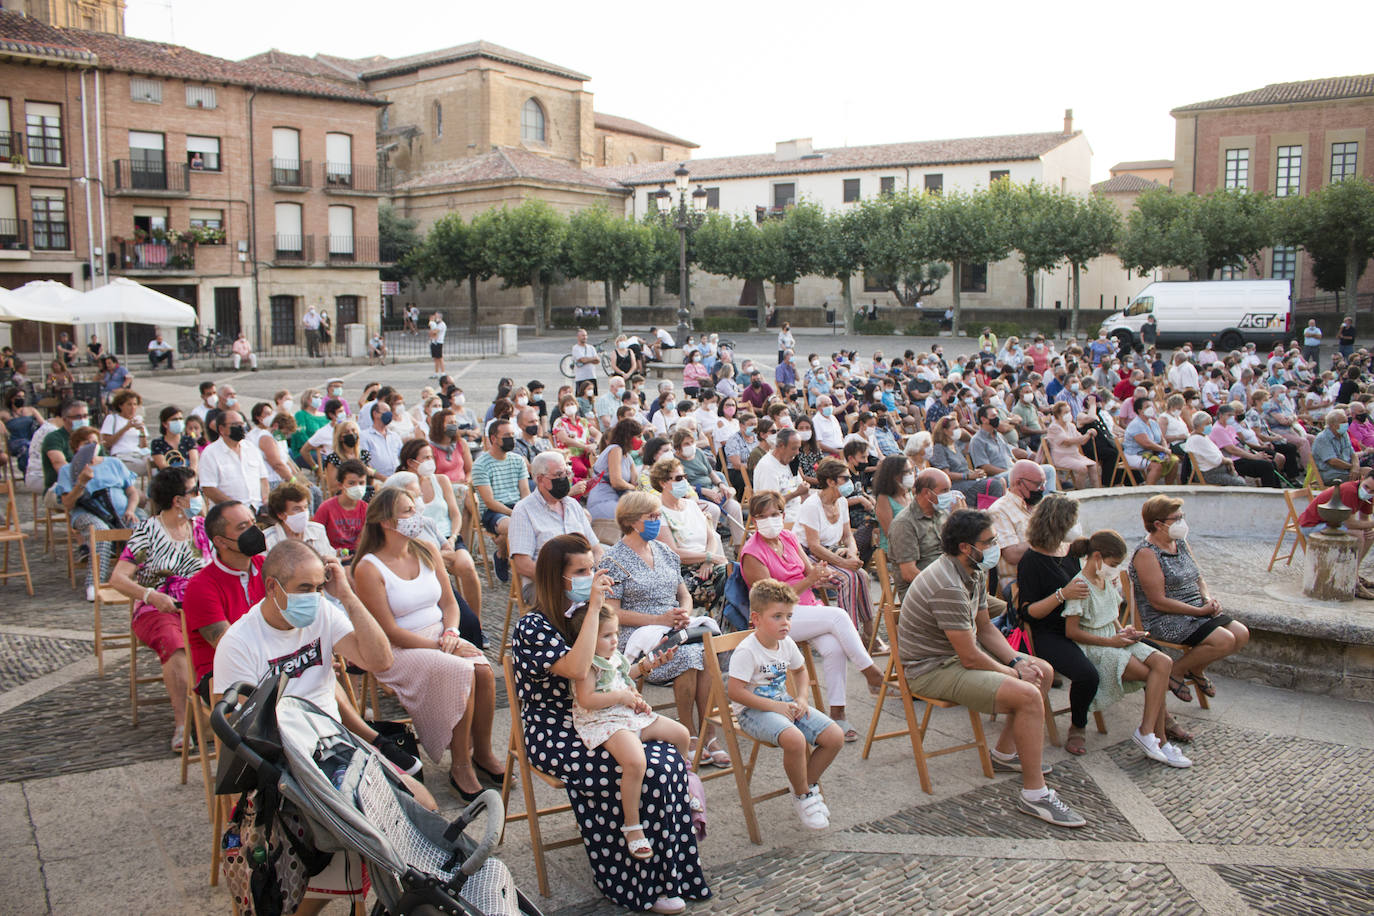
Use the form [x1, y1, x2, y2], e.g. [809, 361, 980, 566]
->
[740, 529, 818, 605]
[1349, 420, 1374, 451]
[1208, 421, 1239, 450]
[430, 440, 468, 483]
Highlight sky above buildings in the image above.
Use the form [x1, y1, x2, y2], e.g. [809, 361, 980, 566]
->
[126, 0, 1372, 183]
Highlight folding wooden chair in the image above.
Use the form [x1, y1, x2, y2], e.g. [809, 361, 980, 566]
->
[690, 631, 824, 844]
[0, 467, 34, 596]
[122, 531, 169, 724]
[1125, 573, 1210, 710]
[177, 608, 218, 819]
[464, 487, 496, 587]
[1268, 486, 1313, 571]
[861, 602, 993, 794]
[868, 547, 898, 654]
[91, 527, 135, 675]
[499, 653, 577, 897]
[1111, 435, 1141, 486]
[1019, 627, 1107, 748]
[500, 575, 531, 658]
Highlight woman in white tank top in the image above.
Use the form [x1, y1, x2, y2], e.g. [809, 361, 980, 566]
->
[352, 489, 502, 800]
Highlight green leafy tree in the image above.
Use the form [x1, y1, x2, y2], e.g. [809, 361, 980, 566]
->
[378, 204, 422, 284]
[694, 213, 788, 331]
[405, 211, 495, 335]
[1060, 193, 1123, 335]
[481, 200, 567, 336]
[853, 191, 948, 313]
[1119, 189, 1274, 280]
[810, 206, 867, 333]
[994, 181, 1071, 310]
[1281, 178, 1374, 319]
[925, 189, 1012, 337]
[565, 207, 657, 336]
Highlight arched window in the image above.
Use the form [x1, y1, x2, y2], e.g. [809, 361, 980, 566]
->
[521, 98, 546, 144]
[432, 100, 442, 138]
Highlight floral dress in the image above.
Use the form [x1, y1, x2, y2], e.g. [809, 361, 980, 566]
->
[1063, 575, 1159, 712]
[121, 515, 213, 623]
[511, 614, 709, 909]
[599, 539, 707, 685]
[571, 649, 659, 749]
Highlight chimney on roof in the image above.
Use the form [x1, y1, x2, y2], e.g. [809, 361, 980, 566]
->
[775, 138, 813, 162]
[1063, 109, 1074, 135]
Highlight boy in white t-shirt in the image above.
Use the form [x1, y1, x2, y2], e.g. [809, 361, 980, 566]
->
[727, 578, 844, 830]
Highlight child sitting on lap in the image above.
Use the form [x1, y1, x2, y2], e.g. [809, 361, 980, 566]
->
[571, 604, 691, 860]
[727, 578, 845, 830]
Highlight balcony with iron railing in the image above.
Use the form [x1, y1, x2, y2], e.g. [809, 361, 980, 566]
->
[0, 132, 24, 172]
[321, 162, 390, 194]
[273, 233, 315, 263]
[270, 159, 311, 190]
[112, 159, 191, 196]
[0, 218, 28, 257]
[113, 238, 197, 272]
[326, 236, 379, 265]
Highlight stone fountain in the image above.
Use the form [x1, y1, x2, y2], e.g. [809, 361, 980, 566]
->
[1304, 484, 1357, 602]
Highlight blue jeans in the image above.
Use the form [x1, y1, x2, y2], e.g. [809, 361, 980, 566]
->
[736, 703, 834, 746]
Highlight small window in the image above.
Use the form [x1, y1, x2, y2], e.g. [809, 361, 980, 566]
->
[959, 262, 988, 293]
[130, 78, 162, 104]
[186, 135, 220, 171]
[879, 176, 896, 196]
[923, 173, 942, 195]
[1275, 146, 1301, 197]
[842, 178, 860, 203]
[1126, 296, 1154, 317]
[1271, 245, 1297, 280]
[1331, 142, 1358, 183]
[1218, 265, 1241, 280]
[25, 102, 63, 166]
[862, 271, 886, 293]
[772, 182, 795, 210]
[30, 188, 68, 250]
[1224, 148, 1249, 190]
[186, 86, 217, 109]
[432, 101, 443, 139]
[989, 169, 1010, 184]
[521, 98, 546, 144]
[704, 187, 720, 210]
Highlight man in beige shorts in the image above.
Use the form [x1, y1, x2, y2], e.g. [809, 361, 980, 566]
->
[896, 508, 1086, 828]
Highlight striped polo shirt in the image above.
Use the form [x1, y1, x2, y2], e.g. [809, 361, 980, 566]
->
[897, 553, 988, 680]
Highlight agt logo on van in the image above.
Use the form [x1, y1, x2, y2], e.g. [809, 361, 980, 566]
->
[1237, 313, 1280, 329]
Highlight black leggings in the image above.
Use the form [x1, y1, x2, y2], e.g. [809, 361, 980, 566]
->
[1028, 626, 1100, 728]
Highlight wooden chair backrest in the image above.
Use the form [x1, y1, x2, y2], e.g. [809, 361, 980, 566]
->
[90, 526, 133, 586]
[702, 629, 821, 709]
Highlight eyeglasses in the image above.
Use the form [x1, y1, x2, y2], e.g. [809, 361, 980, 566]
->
[670, 474, 687, 482]
[182, 487, 201, 497]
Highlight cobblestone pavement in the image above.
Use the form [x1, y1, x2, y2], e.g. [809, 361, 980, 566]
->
[3, 341, 1374, 914]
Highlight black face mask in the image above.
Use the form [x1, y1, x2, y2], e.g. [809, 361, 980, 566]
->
[1024, 487, 1045, 507]
[444, 424, 459, 437]
[499, 436, 516, 453]
[524, 423, 539, 436]
[549, 477, 571, 500]
[227, 425, 247, 442]
[340, 433, 359, 448]
[235, 525, 267, 557]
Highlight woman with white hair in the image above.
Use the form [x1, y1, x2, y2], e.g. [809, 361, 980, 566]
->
[904, 430, 933, 471]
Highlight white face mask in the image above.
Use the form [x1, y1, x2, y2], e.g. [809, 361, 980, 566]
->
[755, 516, 785, 539]
[395, 514, 426, 539]
[416, 458, 437, 477]
[1167, 519, 1189, 541]
[901, 473, 915, 489]
[1021, 392, 1034, 403]
[1099, 563, 1121, 580]
[952, 428, 964, 441]
[344, 484, 366, 501]
[563, 404, 578, 417]
[680, 444, 697, 460]
[517, 397, 529, 407]
[798, 430, 813, 442]
[284, 510, 309, 534]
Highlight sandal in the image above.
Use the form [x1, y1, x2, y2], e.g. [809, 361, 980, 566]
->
[1189, 673, 1217, 698]
[1164, 715, 1194, 744]
[702, 737, 731, 768]
[1064, 730, 1087, 756]
[835, 718, 859, 743]
[1168, 676, 1194, 703]
[621, 824, 653, 860]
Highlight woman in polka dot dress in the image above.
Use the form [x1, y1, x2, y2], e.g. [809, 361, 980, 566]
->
[511, 533, 710, 914]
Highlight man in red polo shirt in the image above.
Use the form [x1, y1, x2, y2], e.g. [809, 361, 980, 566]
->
[183, 500, 266, 696]
[1298, 471, 1374, 588]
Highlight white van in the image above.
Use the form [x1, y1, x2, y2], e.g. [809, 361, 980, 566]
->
[1099, 280, 1292, 352]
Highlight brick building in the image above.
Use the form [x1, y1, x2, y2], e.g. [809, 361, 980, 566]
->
[0, 11, 385, 355]
[0, 0, 124, 34]
[1172, 74, 1374, 304]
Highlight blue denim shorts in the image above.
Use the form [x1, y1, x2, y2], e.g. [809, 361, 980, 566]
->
[735, 704, 835, 746]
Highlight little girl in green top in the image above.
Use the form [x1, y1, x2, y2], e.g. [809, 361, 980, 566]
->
[1063, 529, 1193, 769]
[571, 605, 691, 860]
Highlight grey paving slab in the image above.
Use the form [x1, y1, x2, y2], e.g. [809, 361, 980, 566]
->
[1213, 864, 1374, 916]
[0, 633, 92, 693]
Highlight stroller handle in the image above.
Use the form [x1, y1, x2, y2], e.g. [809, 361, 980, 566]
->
[452, 789, 505, 878]
[210, 681, 261, 762]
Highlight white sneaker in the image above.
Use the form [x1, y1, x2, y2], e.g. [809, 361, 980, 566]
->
[793, 791, 829, 829]
[808, 784, 830, 818]
[1131, 728, 1169, 764]
[85, 584, 95, 602]
[1160, 741, 1193, 769]
[650, 897, 686, 915]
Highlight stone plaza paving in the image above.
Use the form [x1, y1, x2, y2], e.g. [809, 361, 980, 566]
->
[1, 334, 1372, 914]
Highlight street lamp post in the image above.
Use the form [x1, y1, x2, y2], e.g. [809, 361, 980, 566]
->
[656, 164, 708, 345]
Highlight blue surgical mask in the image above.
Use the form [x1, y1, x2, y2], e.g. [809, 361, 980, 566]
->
[640, 517, 661, 541]
[672, 479, 691, 499]
[277, 584, 321, 629]
[1339, 423, 1350, 435]
[565, 574, 593, 604]
[168, 419, 185, 434]
[1203, 424, 1213, 436]
[71, 418, 89, 430]
[380, 410, 393, 426]
[936, 491, 957, 512]
[973, 542, 1000, 571]
[821, 406, 834, 417]
[185, 495, 204, 518]
[838, 480, 854, 497]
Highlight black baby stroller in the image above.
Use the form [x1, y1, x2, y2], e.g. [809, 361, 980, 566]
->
[212, 673, 544, 916]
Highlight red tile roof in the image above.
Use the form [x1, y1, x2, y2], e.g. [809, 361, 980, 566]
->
[1110, 159, 1172, 172]
[0, 11, 381, 105]
[239, 49, 363, 86]
[1173, 74, 1374, 113]
[594, 113, 697, 149]
[591, 130, 1081, 186]
[320, 40, 590, 82]
[1092, 174, 1164, 193]
[392, 146, 628, 194]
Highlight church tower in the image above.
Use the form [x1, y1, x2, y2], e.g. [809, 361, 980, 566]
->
[0, 0, 125, 34]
